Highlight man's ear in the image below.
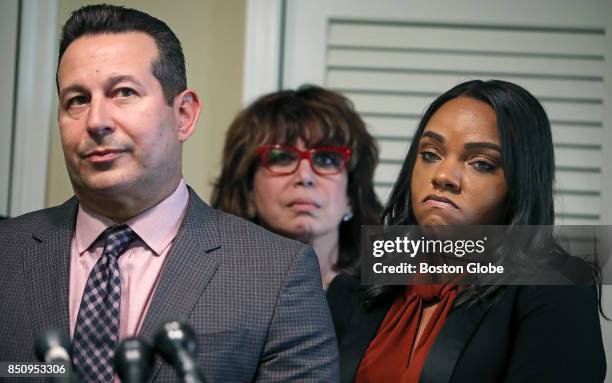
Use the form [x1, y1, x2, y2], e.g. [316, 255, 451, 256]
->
[174, 89, 201, 143]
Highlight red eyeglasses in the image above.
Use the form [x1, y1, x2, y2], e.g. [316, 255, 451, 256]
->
[256, 145, 351, 176]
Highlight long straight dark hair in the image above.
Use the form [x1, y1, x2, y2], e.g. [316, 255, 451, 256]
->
[366, 79, 557, 307]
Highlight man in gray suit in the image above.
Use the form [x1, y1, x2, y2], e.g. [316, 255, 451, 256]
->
[0, 4, 338, 382]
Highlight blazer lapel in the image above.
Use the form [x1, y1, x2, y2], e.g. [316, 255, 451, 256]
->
[139, 189, 221, 381]
[339, 299, 393, 382]
[22, 197, 78, 340]
[419, 298, 494, 383]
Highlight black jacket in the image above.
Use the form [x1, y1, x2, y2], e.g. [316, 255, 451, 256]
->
[327, 274, 606, 383]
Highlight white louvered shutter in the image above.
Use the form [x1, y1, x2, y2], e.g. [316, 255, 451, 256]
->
[281, 0, 612, 225]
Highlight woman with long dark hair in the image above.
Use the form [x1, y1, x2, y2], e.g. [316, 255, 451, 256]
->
[327, 79, 606, 382]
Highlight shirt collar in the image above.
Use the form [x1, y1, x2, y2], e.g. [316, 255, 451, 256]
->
[75, 179, 189, 256]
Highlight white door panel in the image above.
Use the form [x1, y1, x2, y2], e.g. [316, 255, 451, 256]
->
[282, 0, 611, 226]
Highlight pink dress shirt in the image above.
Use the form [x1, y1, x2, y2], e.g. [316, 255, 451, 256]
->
[69, 179, 189, 340]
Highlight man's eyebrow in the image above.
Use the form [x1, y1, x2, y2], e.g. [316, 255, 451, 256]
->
[464, 142, 502, 152]
[105, 75, 143, 89]
[59, 76, 143, 101]
[421, 131, 444, 143]
[59, 84, 88, 101]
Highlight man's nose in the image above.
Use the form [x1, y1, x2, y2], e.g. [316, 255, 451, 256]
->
[431, 159, 461, 193]
[86, 97, 115, 139]
[293, 158, 316, 187]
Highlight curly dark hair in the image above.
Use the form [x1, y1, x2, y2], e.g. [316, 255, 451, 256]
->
[212, 85, 383, 270]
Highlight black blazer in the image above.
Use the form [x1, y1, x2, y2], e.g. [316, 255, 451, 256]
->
[327, 274, 606, 383]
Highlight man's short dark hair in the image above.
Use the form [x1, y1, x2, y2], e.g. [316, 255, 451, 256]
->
[57, 4, 186, 105]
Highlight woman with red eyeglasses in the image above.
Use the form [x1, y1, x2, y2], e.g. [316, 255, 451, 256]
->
[212, 85, 382, 289]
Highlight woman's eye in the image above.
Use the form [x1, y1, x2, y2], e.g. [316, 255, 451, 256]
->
[420, 151, 440, 162]
[472, 160, 495, 172]
[267, 151, 295, 165]
[314, 152, 342, 168]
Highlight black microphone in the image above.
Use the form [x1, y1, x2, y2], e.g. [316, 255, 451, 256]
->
[153, 321, 204, 383]
[115, 337, 155, 383]
[33, 328, 76, 382]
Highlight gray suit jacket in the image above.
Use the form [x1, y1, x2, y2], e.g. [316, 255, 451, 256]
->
[0, 189, 339, 382]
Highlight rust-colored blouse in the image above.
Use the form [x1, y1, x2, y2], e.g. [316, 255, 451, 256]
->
[355, 284, 458, 383]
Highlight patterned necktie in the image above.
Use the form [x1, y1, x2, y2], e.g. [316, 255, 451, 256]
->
[72, 224, 136, 382]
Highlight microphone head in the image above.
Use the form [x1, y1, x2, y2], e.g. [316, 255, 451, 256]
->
[153, 320, 198, 368]
[115, 337, 154, 383]
[34, 328, 72, 364]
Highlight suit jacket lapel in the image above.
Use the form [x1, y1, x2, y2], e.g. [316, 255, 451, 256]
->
[139, 189, 221, 380]
[420, 298, 494, 383]
[22, 197, 78, 340]
[339, 299, 393, 382]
